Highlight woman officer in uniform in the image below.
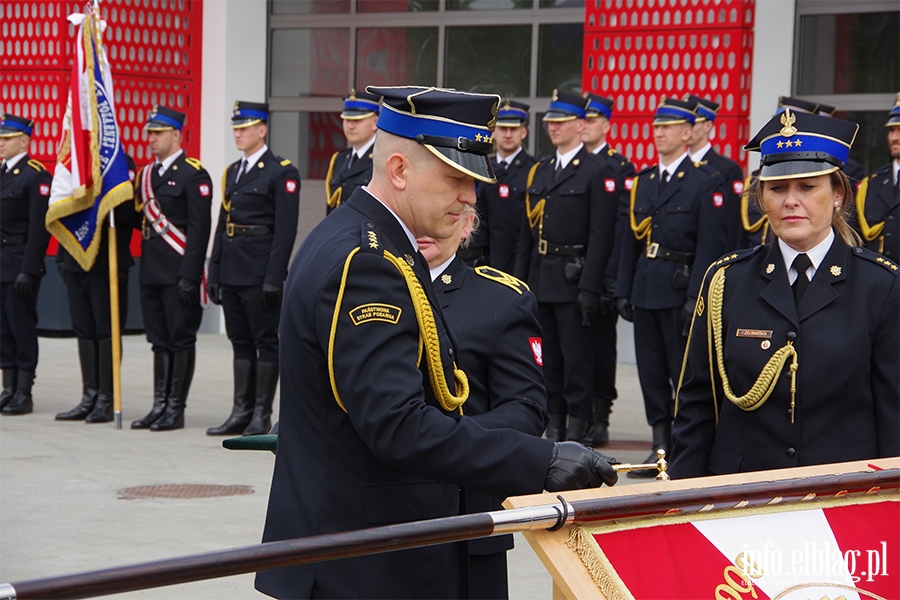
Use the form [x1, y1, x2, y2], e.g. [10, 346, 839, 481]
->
[669, 109, 899, 479]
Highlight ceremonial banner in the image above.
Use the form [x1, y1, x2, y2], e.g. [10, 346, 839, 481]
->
[505, 459, 900, 600]
[46, 7, 133, 271]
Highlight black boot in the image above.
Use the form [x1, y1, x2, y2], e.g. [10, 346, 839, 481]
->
[582, 396, 613, 448]
[131, 352, 172, 429]
[151, 349, 195, 431]
[85, 339, 114, 423]
[243, 361, 278, 436]
[0, 368, 17, 410]
[56, 339, 98, 421]
[1, 370, 35, 415]
[566, 416, 589, 444]
[628, 421, 672, 478]
[207, 359, 256, 435]
[544, 413, 567, 442]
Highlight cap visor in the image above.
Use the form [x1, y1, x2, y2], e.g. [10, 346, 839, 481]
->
[0, 129, 25, 138]
[652, 117, 691, 126]
[423, 144, 496, 184]
[231, 118, 264, 129]
[341, 110, 377, 120]
[495, 119, 526, 127]
[758, 160, 840, 181]
[543, 111, 578, 122]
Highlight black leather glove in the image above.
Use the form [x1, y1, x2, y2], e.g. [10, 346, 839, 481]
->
[207, 282, 221, 305]
[176, 277, 200, 307]
[577, 290, 600, 326]
[615, 298, 633, 322]
[545, 441, 618, 491]
[682, 297, 697, 337]
[261, 284, 283, 310]
[13, 273, 35, 298]
[599, 276, 617, 315]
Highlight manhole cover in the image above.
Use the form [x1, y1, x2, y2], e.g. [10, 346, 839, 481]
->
[603, 440, 653, 451]
[118, 484, 254, 500]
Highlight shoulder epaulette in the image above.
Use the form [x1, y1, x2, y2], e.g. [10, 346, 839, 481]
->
[607, 148, 618, 156]
[853, 247, 899, 273]
[711, 245, 763, 268]
[280, 159, 292, 167]
[693, 160, 708, 167]
[27, 159, 46, 172]
[359, 222, 384, 255]
[474, 266, 530, 294]
[184, 157, 203, 170]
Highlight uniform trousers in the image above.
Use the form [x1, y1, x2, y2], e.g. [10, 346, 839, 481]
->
[591, 309, 618, 401]
[139, 285, 203, 354]
[63, 270, 128, 340]
[0, 280, 41, 371]
[221, 285, 279, 363]
[467, 552, 509, 600]
[632, 306, 684, 426]
[537, 302, 593, 420]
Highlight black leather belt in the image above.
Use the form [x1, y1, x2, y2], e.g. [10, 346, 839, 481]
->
[0, 234, 26, 246]
[645, 242, 693, 263]
[538, 240, 585, 257]
[458, 247, 486, 261]
[226, 223, 270, 237]
[142, 226, 159, 239]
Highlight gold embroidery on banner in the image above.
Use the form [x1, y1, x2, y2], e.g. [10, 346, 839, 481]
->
[348, 303, 402, 326]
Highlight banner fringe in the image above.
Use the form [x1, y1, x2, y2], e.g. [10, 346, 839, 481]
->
[566, 527, 633, 600]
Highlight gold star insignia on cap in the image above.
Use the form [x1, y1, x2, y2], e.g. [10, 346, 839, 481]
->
[776, 141, 784, 148]
[784, 140, 793, 148]
[441, 274, 452, 285]
[829, 265, 841, 276]
[475, 133, 482, 142]
[766, 263, 775, 274]
[794, 139, 802, 147]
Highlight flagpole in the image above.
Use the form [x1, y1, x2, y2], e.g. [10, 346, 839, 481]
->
[90, 0, 123, 429]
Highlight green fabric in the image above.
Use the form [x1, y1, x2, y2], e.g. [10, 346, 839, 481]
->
[222, 434, 277, 453]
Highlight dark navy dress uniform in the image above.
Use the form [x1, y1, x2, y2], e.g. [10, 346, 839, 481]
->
[514, 145, 619, 426]
[257, 188, 554, 600]
[136, 152, 212, 354]
[434, 257, 548, 599]
[855, 163, 899, 260]
[325, 146, 373, 215]
[0, 114, 52, 414]
[671, 241, 899, 477]
[209, 147, 300, 363]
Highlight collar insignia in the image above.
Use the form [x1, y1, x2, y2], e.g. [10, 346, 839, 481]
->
[829, 265, 841, 276]
[404, 254, 415, 267]
[766, 263, 775, 274]
[441, 274, 452, 285]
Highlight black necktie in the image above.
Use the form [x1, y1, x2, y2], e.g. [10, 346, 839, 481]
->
[554, 162, 563, 182]
[348, 153, 357, 170]
[0, 162, 7, 178]
[659, 169, 670, 191]
[236, 159, 247, 182]
[791, 253, 812, 304]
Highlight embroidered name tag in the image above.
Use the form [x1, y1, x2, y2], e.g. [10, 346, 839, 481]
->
[735, 329, 772, 339]
[349, 303, 402, 326]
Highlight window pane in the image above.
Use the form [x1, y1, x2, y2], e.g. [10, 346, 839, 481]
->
[537, 23, 583, 97]
[270, 0, 350, 14]
[797, 12, 899, 95]
[447, 0, 532, 10]
[357, 0, 438, 13]
[270, 29, 350, 97]
[357, 28, 439, 87]
[445, 25, 531, 96]
[269, 112, 345, 179]
[539, 0, 583, 7]
[836, 110, 891, 177]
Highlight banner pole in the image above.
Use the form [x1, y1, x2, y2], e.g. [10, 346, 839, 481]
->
[107, 211, 122, 430]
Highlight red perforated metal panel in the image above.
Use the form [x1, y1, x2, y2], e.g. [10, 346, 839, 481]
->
[583, 0, 755, 172]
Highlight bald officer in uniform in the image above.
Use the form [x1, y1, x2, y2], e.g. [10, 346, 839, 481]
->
[685, 94, 745, 250]
[325, 89, 381, 215]
[579, 93, 635, 447]
[471, 99, 538, 274]
[207, 101, 300, 437]
[0, 114, 51, 416]
[514, 90, 619, 443]
[616, 98, 728, 476]
[853, 94, 900, 261]
[131, 106, 212, 431]
[256, 86, 618, 600]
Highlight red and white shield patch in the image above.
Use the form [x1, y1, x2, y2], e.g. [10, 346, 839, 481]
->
[624, 178, 634, 191]
[732, 180, 744, 195]
[529, 337, 543, 367]
[285, 180, 297, 193]
[39, 183, 50, 196]
[198, 184, 210, 197]
[499, 184, 510, 199]
[604, 178, 616, 193]
[713, 192, 724, 208]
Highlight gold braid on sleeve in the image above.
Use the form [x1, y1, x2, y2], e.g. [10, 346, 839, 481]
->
[854, 177, 885, 253]
[709, 266, 799, 421]
[325, 152, 342, 209]
[524, 162, 544, 230]
[628, 175, 652, 240]
[384, 250, 469, 414]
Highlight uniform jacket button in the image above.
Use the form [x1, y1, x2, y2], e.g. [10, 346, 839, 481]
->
[786, 447, 796, 458]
